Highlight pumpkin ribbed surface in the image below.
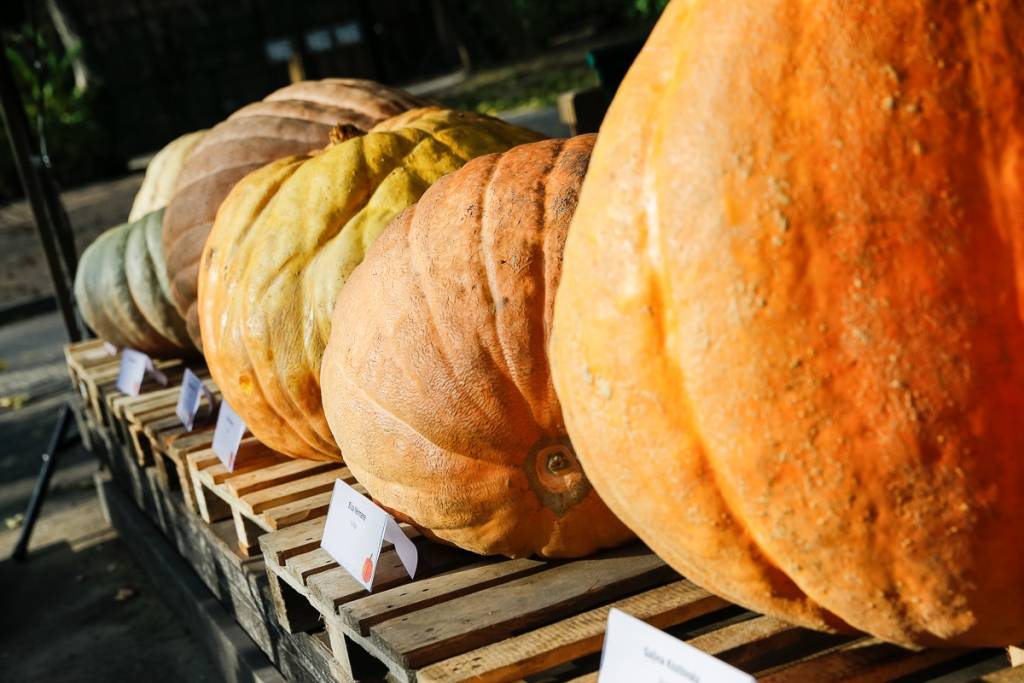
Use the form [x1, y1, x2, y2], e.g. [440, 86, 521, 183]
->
[75, 209, 191, 355]
[128, 130, 207, 221]
[163, 79, 428, 347]
[321, 136, 633, 558]
[550, 0, 1024, 647]
[199, 108, 543, 461]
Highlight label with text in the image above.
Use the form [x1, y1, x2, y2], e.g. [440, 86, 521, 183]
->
[320, 479, 417, 591]
[598, 608, 754, 683]
[115, 349, 167, 396]
[175, 368, 217, 431]
[211, 400, 246, 471]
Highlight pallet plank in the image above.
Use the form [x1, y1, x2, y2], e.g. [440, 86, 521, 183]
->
[368, 545, 676, 669]
[978, 666, 1024, 682]
[225, 459, 337, 497]
[260, 491, 334, 529]
[341, 558, 547, 635]
[759, 639, 969, 682]
[242, 469, 351, 515]
[418, 580, 727, 683]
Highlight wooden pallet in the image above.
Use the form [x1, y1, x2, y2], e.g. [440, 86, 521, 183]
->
[264, 518, 1022, 683]
[65, 340, 1024, 683]
[65, 339, 350, 682]
[186, 440, 350, 557]
[64, 340, 121, 447]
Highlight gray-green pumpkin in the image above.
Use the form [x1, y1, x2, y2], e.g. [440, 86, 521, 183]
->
[74, 209, 192, 355]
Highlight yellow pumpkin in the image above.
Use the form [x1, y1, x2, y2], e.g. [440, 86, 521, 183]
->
[199, 108, 543, 461]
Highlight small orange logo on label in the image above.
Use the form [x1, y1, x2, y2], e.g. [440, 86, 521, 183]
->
[362, 556, 374, 584]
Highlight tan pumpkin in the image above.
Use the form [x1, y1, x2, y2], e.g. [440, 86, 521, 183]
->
[163, 79, 429, 347]
[75, 209, 191, 355]
[550, 0, 1024, 647]
[198, 108, 543, 462]
[128, 130, 207, 221]
[320, 136, 633, 558]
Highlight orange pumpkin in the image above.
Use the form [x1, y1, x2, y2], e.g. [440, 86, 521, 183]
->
[321, 136, 633, 558]
[163, 79, 427, 348]
[551, 0, 1024, 646]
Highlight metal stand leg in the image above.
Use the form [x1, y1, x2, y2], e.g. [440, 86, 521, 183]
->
[10, 403, 76, 562]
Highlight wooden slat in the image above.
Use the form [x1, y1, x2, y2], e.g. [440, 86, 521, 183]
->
[418, 580, 728, 683]
[978, 665, 1024, 682]
[262, 518, 327, 564]
[166, 427, 216, 459]
[760, 638, 968, 682]
[286, 548, 339, 584]
[686, 615, 852, 674]
[241, 469, 348, 515]
[346, 557, 546, 636]
[309, 541, 475, 613]
[224, 459, 334, 497]
[367, 545, 676, 669]
[261, 491, 334, 529]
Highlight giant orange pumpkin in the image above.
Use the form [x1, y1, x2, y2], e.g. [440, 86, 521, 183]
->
[550, 0, 1024, 647]
[320, 136, 633, 558]
[199, 108, 543, 461]
[163, 79, 427, 347]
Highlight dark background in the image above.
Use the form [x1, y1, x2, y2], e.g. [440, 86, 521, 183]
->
[1, 0, 668, 200]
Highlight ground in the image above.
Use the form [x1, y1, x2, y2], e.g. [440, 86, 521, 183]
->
[0, 312, 219, 682]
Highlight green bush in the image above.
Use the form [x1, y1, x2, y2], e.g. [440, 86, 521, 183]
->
[0, 24, 114, 201]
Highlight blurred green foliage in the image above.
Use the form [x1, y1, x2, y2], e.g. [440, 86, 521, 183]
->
[446, 0, 665, 65]
[0, 24, 114, 201]
[440, 64, 600, 115]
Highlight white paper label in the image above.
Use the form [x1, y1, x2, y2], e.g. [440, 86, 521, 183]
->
[175, 368, 217, 431]
[599, 609, 754, 683]
[211, 400, 246, 471]
[115, 349, 167, 396]
[321, 479, 418, 591]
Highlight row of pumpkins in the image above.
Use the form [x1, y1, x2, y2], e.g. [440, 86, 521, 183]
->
[73, 1, 1023, 650]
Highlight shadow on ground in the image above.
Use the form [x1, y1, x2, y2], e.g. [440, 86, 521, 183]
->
[0, 319, 219, 681]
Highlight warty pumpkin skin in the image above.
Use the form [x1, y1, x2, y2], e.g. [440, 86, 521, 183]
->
[550, 0, 1024, 647]
[75, 209, 192, 355]
[198, 108, 543, 462]
[163, 79, 428, 348]
[320, 135, 633, 558]
[128, 130, 207, 221]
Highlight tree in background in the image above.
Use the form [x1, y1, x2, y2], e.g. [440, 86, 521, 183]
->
[0, 17, 114, 201]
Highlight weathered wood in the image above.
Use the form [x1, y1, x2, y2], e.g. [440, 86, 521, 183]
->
[186, 443, 346, 555]
[342, 558, 546, 635]
[686, 615, 851, 673]
[367, 545, 675, 670]
[759, 639, 970, 682]
[979, 665, 1024, 682]
[417, 580, 728, 683]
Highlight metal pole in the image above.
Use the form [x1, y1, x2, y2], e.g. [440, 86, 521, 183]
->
[0, 35, 83, 342]
[10, 403, 76, 562]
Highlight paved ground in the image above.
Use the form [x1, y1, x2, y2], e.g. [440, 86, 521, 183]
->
[0, 312, 219, 682]
[0, 174, 143, 307]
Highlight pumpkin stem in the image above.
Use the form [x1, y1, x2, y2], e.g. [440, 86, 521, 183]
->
[526, 439, 591, 517]
[546, 452, 569, 474]
[329, 123, 365, 145]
